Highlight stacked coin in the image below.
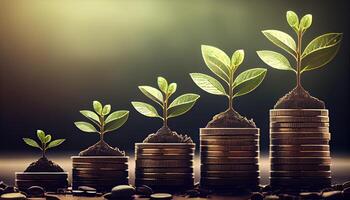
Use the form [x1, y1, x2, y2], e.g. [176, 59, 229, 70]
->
[15, 172, 68, 191]
[135, 143, 195, 191]
[200, 128, 260, 190]
[270, 109, 331, 190]
[71, 156, 128, 192]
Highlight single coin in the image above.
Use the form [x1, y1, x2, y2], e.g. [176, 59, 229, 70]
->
[201, 150, 258, 157]
[72, 179, 128, 185]
[270, 145, 329, 152]
[200, 139, 258, 146]
[271, 151, 330, 157]
[135, 178, 194, 186]
[201, 164, 259, 171]
[201, 135, 259, 140]
[270, 116, 329, 123]
[150, 193, 172, 200]
[136, 168, 193, 173]
[201, 157, 258, 164]
[200, 128, 259, 135]
[270, 122, 329, 128]
[0, 193, 26, 200]
[201, 145, 258, 151]
[270, 157, 331, 164]
[270, 171, 331, 177]
[271, 164, 330, 171]
[136, 159, 193, 168]
[271, 138, 329, 145]
[270, 177, 331, 184]
[270, 132, 330, 139]
[200, 177, 259, 186]
[270, 109, 328, 116]
[270, 127, 329, 132]
[15, 172, 68, 180]
[71, 156, 128, 163]
[136, 148, 194, 155]
[135, 172, 193, 179]
[136, 143, 195, 149]
[201, 171, 259, 178]
[135, 154, 193, 160]
[72, 172, 128, 178]
[72, 163, 128, 169]
[73, 168, 128, 174]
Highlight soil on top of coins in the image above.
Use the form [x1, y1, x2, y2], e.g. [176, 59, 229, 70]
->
[25, 157, 64, 172]
[79, 140, 125, 156]
[274, 86, 325, 109]
[206, 108, 256, 128]
[143, 126, 193, 143]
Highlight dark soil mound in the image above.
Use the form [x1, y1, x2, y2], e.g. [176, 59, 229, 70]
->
[274, 86, 325, 109]
[25, 157, 64, 172]
[143, 126, 193, 143]
[206, 108, 256, 128]
[79, 140, 125, 156]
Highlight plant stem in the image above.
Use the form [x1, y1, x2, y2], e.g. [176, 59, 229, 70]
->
[296, 30, 303, 88]
[42, 142, 46, 158]
[163, 95, 168, 127]
[100, 116, 105, 141]
[228, 71, 233, 110]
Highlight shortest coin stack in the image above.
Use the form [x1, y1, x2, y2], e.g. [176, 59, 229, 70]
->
[270, 109, 331, 190]
[200, 128, 260, 190]
[71, 156, 128, 192]
[135, 143, 195, 191]
[15, 172, 68, 191]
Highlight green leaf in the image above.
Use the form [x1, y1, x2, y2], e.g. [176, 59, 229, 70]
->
[257, 50, 295, 72]
[105, 110, 129, 124]
[138, 86, 163, 105]
[301, 41, 341, 73]
[201, 45, 230, 83]
[167, 83, 177, 96]
[167, 93, 200, 118]
[233, 68, 267, 88]
[262, 30, 296, 57]
[105, 111, 129, 132]
[231, 49, 244, 71]
[44, 135, 51, 143]
[93, 101, 103, 115]
[302, 33, 343, 58]
[190, 73, 227, 96]
[74, 121, 98, 133]
[23, 138, 41, 149]
[46, 139, 65, 150]
[299, 14, 312, 32]
[102, 104, 111, 116]
[233, 68, 267, 98]
[131, 101, 161, 118]
[157, 76, 168, 94]
[36, 130, 45, 144]
[286, 11, 299, 33]
[80, 110, 100, 125]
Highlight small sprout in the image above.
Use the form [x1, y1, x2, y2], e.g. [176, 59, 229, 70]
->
[190, 45, 267, 110]
[23, 130, 65, 158]
[74, 101, 129, 141]
[257, 10, 343, 89]
[132, 77, 200, 128]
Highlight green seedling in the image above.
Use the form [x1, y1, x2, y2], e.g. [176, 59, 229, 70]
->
[23, 130, 65, 158]
[190, 45, 267, 110]
[132, 77, 200, 128]
[257, 10, 343, 89]
[74, 100, 129, 141]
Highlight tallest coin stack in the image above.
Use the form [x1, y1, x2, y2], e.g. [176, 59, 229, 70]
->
[269, 109, 331, 190]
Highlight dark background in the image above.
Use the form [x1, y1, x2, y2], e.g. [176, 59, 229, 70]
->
[0, 0, 349, 154]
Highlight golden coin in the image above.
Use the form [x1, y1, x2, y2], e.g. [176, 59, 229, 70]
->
[71, 156, 128, 163]
[270, 122, 329, 128]
[72, 162, 128, 169]
[136, 159, 193, 168]
[135, 178, 194, 186]
[201, 164, 259, 171]
[200, 139, 258, 146]
[271, 138, 329, 145]
[135, 143, 195, 149]
[201, 171, 259, 178]
[270, 132, 330, 139]
[135, 172, 193, 179]
[270, 145, 329, 151]
[137, 167, 193, 173]
[270, 171, 331, 177]
[270, 151, 330, 157]
[201, 135, 258, 140]
[200, 128, 259, 135]
[271, 164, 330, 171]
[270, 157, 331, 164]
[270, 109, 328, 116]
[201, 157, 258, 164]
[201, 150, 258, 157]
[270, 116, 329, 123]
[136, 148, 194, 155]
[135, 154, 194, 160]
[201, 145, 258, 151]
[270, 127, 329, 132]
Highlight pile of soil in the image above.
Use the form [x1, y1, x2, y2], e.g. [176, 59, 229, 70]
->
[25, 157, 64, 172]
[143, 126, 193, 143]
[274, 86, 325, 109]
[206, 108, 256, 128]
[79, 140, 125, 156]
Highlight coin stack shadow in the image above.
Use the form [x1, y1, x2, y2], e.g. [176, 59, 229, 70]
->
[135, 143, 195, 191]
[270, 109, 331, 190]
[71, 156, 128, 192]
[200, 128, 260, 190]
[15, 172, 68, 191]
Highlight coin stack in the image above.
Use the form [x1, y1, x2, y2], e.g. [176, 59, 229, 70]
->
[71, 156, 128, 192]
[270, 109, 331, 190]
[135, 143, 195, 191]
[200, 128, 260, 190]
[15, 172, 68, 191]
